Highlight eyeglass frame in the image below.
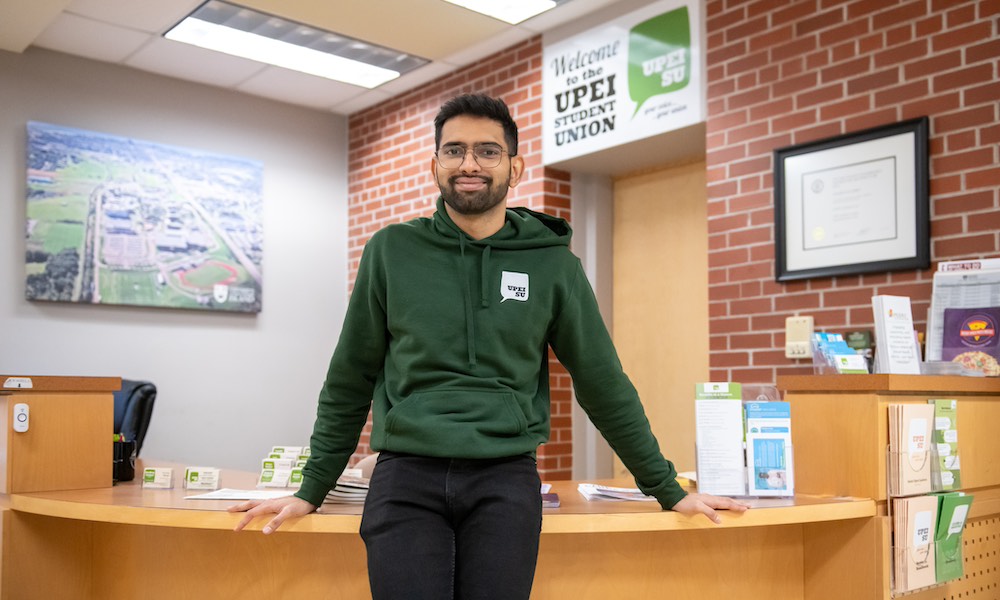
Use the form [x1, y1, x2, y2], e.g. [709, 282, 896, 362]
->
[434, 142, 514, 169]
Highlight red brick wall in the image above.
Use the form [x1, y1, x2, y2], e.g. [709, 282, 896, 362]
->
[346, 37, 575, 478]
[705, 0, 1000, 382]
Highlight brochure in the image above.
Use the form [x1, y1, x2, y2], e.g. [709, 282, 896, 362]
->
[930, 399, 960, 491]
[872, 295, 921, 374]
[893, 495, 938, 592]
[694, 382, 746, 496]
[888, 403, 934, 496]
[941, 307, 1000, 376]
[934, 492, 973, 582]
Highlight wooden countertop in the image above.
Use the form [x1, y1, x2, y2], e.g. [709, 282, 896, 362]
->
[8, 460, 875, 535]
[778, 374, 1000, 394]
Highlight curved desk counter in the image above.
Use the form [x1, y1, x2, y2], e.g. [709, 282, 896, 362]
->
[4, 463, 877, 600]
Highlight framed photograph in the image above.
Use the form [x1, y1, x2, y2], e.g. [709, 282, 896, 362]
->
[774, 117, 929, 282]
[26, 121, 263, 312]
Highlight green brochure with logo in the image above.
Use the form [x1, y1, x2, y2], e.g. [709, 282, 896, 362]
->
[934, 492, 974, 582]
[930, 399, 961, 490]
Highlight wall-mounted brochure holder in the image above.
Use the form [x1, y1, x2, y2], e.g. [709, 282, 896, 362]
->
[886, 447, 942, 498]
[890, 541, 940, 595]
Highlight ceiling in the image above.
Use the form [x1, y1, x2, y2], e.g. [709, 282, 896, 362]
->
[0, 0, 625, 115]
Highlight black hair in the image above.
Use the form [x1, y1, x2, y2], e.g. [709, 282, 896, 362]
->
[433, 94, 518, 156]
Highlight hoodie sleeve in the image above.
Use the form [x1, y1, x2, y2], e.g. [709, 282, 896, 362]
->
[296, 236, 388, 507]
[548, 261, 687, 510]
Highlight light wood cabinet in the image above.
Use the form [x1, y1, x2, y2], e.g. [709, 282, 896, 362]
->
[778, 374, 1000, 600]
[1, 375, 118, 494]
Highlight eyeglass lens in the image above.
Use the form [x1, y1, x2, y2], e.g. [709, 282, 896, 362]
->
[437, 144, 505, 168]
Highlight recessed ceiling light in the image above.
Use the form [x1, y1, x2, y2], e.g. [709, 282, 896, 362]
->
[165, 1, 428, 89]
[443, 0, 559, 25]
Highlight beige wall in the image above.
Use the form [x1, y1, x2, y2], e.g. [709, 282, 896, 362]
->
[612, 161, 708, 475]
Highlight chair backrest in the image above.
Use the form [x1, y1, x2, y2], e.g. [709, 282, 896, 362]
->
[113, 379, 156, 456]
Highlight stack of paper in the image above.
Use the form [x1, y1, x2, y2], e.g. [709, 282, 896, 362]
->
[324, 474, 370, 504]
[934, 492, 974, 583]
[888, 404, 934, 496]
[893, 495, 938, 592]
[577, 483, 656, 502]
[926, 257, 1000, 361]
[930, 399, 961, 491]
[872, 295, 922, 374]
[744, 401, 794, 497]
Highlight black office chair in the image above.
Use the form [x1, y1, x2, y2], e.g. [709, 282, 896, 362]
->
[113, 379, 157, 456]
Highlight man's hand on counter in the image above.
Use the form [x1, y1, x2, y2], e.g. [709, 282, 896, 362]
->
[229, 495, 318, 534]
[671, 493, 751, 524]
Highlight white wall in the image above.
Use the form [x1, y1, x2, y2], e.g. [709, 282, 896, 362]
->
[0, 48, 350, 471]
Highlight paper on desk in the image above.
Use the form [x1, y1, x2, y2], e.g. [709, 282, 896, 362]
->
[184, 488, 296, 501]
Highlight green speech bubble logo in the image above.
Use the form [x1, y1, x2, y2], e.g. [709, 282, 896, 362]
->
[628, 6, 691, 116]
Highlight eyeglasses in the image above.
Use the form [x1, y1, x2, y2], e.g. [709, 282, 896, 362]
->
[435, 143, 511, 169]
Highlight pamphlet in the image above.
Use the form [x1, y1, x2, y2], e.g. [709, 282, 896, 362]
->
[872, 295, 922, 374]
[941, 307, 1000, 375]
[893, 495, 938, 592]
[934, 492, 973, 582]
[694, 382, 746, 496]
[744, 401, 793, 497]
[930, 399, 960, 491]
[889, 403, 934, 496]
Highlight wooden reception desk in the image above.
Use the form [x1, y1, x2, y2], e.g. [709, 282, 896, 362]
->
[2, 375, 878, 599]
[3, 463, 876, 600]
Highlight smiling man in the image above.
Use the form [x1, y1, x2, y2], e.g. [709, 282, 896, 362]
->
[230, 93, 748, 600]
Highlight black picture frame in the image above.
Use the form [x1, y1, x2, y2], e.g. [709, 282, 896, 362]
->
[773, 117, 930, 282]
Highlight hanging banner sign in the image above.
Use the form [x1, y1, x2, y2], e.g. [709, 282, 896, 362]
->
[542, 0, 703, 165]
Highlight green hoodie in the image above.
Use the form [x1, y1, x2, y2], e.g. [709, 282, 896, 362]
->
[296, 197, 686, 510]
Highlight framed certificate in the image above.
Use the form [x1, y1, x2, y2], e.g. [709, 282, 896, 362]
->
[774, 117, 930, 282]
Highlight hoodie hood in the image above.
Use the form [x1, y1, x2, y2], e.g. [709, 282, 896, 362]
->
[431, 196, 572, 367]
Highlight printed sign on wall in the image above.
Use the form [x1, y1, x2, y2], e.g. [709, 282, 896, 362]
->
[542, 0, 703, 165]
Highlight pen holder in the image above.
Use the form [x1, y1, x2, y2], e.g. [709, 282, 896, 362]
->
[113, 439, 137, 482]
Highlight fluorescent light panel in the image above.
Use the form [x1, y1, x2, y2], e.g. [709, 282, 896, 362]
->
[443, 0, 558, 25]
[165, 1, 428, 89]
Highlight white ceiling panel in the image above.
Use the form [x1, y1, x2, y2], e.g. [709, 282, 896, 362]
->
[125, 36, 266, 87]
[236, 66, 367, 110]
[63, 0, 201, 34]
[377, 61, 462, 97]
[34, 12, 151, 62]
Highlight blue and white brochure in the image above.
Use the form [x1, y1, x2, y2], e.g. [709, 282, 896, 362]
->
[746, 433, 794, 497]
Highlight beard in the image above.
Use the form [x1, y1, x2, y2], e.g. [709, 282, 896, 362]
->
[437, 169, 510, 216]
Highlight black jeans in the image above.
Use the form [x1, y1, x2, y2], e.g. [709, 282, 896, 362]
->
[360, 451, 543, 600]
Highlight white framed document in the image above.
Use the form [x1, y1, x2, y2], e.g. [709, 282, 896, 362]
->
[774, 117, 929, 281]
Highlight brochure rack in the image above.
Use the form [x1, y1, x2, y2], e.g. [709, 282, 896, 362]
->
[778, 374, 1000, 600]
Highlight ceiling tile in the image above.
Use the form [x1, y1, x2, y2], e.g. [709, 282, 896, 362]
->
[63, 0, 201, 34]
[125, 36, 266, 87]
[236, 67, 367, 110]
[440, 27, 534, 67]
[34, 12, 151, 63]
[330, 88, 395, 116]
[377, 62, 459, 96]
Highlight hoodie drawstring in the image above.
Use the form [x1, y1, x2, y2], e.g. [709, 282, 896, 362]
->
[458, 237, 493, 368]
[480, 245, 491, 309]
[459, 235, 478, 367]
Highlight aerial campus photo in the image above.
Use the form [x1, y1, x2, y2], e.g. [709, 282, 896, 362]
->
[25, 121, 263, 313]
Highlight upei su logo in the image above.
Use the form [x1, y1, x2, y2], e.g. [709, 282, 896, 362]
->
[500, 271, 529, 303]
[959, 313, 996, 346]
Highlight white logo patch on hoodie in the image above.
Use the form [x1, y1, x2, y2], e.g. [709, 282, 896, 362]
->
[500, 271, 529, 302]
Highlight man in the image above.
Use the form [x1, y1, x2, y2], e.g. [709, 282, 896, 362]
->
[231, 94, 748, 599]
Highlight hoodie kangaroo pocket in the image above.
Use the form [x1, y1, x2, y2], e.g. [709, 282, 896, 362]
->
[384, 389, 528, 444]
